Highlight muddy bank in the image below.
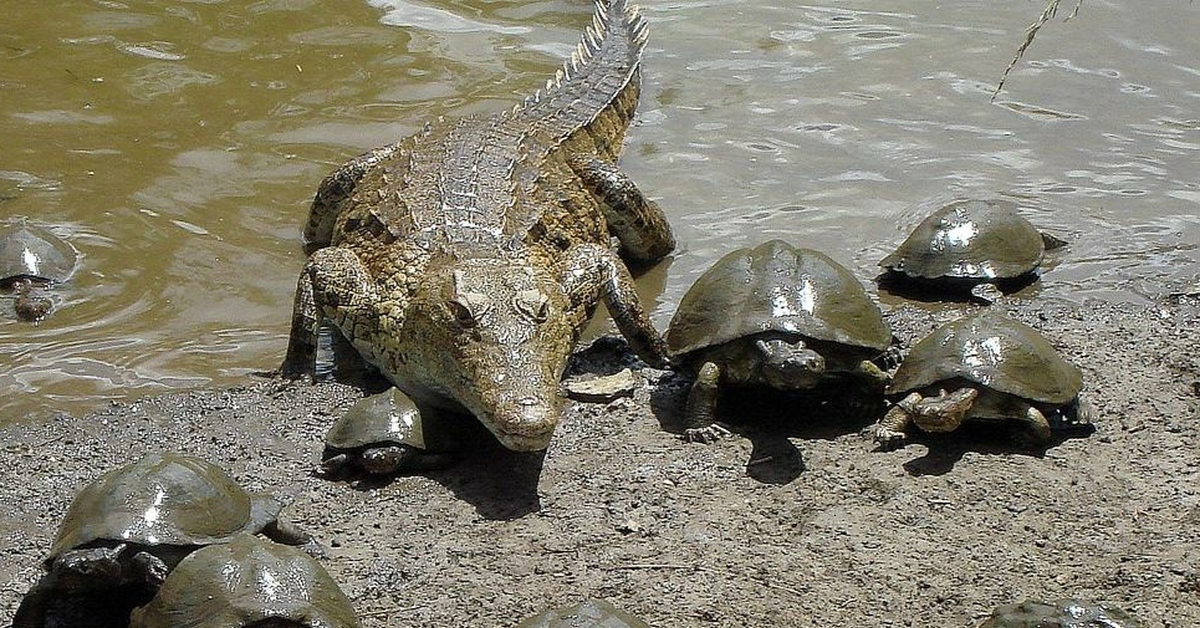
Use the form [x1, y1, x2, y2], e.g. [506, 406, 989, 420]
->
[2, 296, 1198, 626]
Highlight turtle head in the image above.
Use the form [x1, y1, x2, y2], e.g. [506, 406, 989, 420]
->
[908, 387, 979, 433]
[755, 337, 826, 390]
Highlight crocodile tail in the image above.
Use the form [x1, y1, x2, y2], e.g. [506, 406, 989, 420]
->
[516, 0, 650, 161]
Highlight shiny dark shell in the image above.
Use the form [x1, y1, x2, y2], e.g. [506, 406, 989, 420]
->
[516, 599, 650, 628]
[666, 240, 892, 357]
[324, 388, 423, 451]
[888, 311, 1083, 405]
[977, 598, 1140, 628]
[0, 221, 77, 286]
[880, 199, 1046, 281]
[130, 534, 360, 628]
[49, 453, 284, 560]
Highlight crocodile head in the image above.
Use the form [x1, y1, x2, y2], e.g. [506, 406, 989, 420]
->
[400, 254, 575, 452]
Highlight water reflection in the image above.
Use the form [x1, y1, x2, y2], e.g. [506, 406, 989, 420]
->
[0, 0, 1196, 423]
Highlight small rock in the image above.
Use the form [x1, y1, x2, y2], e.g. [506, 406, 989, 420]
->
[563, 368, 638, 402]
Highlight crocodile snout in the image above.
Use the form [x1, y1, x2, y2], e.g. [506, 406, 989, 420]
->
[489, 396, 559, 452]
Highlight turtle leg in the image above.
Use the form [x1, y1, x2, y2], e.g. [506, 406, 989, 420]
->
[303, 142, 402, 246]
[970, 282, 1005, 304]
[873, 392, 921, 450]
[682, 361, 733, 443]
[569, 156, 676, 264]
[11, 579, 52, 628]
[263, 516, 317, 548]
[561, 243, 671, 368]
[1019, 404, 1053, 445]
[279, 247, 385, 380]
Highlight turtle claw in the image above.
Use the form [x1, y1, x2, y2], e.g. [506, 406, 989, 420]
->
[683, 422, 733, 444]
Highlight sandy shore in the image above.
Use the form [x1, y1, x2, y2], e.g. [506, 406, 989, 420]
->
[2, 296, 1198, 627]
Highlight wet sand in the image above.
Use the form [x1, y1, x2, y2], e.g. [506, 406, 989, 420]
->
[2, 296, 1198, 626]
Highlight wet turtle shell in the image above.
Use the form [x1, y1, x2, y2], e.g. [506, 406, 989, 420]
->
[516, 598, 650, 628]
[880, 199, 1051, 284]
[0, 221, 77, 287]
[667, 239, 892, 359]
[130, 534, 360, 628]
[324, 388, 426, 452]
[977, 598, 1140, 628]
[888, 310, 1083, 407]
[322, 388, 458, 475]
[49, 452, 286, 561]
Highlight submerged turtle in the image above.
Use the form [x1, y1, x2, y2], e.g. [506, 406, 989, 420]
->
[516, 598, 650, 628]
[879, 198, 1065, 303]
[666, 240, 894, 442]
[978, 598, 1140, 628]
[0, 220, 78, 322]
[13, 452, 314, 628]
[130, 534, 360, 628]
[322, 388, 457, 477]
[873, 310, 1090, 449]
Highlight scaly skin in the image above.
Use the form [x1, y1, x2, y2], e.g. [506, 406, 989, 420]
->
[280, 0, 674, 453]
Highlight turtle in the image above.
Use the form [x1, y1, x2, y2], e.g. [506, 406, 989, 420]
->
[12, 452, 315, 628]
[873, 310, 1091, 449]
[977, 598, 1140, 628]
[0, 219, 78, 322]
[322, 388, 457, 477]
[130, 534, 360, 628]
[516, 598, 650, 628]
[878, 198, 1066, 303]
[666, 240, 894, 443]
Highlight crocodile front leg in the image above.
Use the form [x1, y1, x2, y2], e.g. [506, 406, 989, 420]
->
[562, 242, 670, 368]
[570, 156, 676, 264]
[305, 143, 402, 246]
[279, 247, 384, 379]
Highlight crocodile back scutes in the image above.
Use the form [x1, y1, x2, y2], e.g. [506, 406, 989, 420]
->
[515, 0, 649, 158]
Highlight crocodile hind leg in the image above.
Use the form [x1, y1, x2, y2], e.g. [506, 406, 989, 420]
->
[570, 156, 676, 263]
[562, 242, 670, 368]
[279, 247, 384, 379]
[304, 143, 402, 246]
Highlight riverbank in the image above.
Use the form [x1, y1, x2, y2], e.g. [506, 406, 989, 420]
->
[2, 296, 1198, 626]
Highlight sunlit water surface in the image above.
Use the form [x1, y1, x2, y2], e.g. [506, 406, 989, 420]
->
[1, 0, 1196, 422]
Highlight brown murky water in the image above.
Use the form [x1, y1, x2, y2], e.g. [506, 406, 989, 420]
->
[1, 0, 1197, 422]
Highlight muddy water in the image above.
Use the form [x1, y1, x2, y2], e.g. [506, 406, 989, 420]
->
[1, 0, 1196, 422]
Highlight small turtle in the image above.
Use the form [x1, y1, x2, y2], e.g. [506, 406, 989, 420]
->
[666, 240, 894, 442]
[0, 220, 78, 322]
[978, 598, 1140, 628]
[873, 310, 1090, 449]
[130, 534, 360, 628]
[516, 599, 650, 628]
[322, 388, 457, 476]
[13, 452, 314, 628]
[879, 198, 1065, 303]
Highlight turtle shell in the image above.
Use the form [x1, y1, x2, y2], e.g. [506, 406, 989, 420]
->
[49, 452, 283, 559]
[880, 199, 1045, 281]
[129, 534, 360, 628]
[977, 598, 1140, 628]
[325, 388, 429, 451]
[666, 240, 891, 357]
[888, 311, 1083, 405]
[517, 599, 650, 628]
[0, 221, 77, 286]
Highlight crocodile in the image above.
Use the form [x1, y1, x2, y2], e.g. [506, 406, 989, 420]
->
[279, 0, 675, 457]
